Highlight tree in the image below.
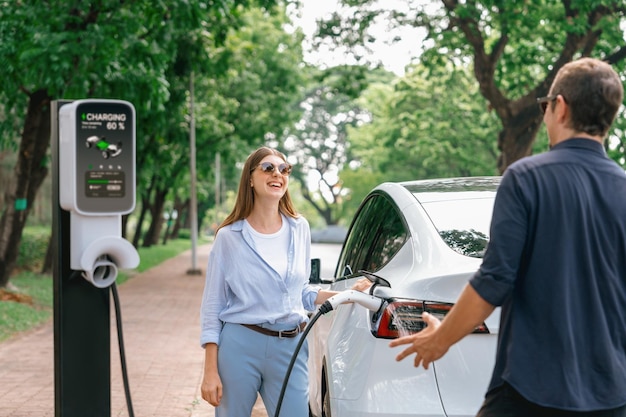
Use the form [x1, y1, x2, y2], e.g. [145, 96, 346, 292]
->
[350, 63, 501, 181]
[130, 4, 306, 245]
[280, 72, 371, 225]
[0, 0, 280, 288]
[0, 1, 182, 287]
[328, 63, 500, 222]
[191, 5, 307, 228]
[312, 0, 626, 173]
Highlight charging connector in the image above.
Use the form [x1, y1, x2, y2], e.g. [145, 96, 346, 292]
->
[321, 289, 384, 313]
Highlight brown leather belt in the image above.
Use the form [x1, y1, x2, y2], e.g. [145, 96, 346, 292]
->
[241, 323, 306, 338]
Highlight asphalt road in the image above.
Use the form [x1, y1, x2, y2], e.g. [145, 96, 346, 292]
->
[311, 242, 342, 279]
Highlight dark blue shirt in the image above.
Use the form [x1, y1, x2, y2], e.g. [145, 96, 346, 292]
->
[470, 138, 626, 411]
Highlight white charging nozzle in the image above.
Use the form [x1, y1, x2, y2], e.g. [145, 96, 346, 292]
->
[82, 256, 119, 288]
[70, 213, 139, 288]
[321, 290, 384, 314]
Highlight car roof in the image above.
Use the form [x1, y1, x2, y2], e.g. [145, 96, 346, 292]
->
[398, 176, 501, 203]
[398, 176, 501, 192]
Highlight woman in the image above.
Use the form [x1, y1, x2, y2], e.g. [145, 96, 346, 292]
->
[200, 146, 368, 417]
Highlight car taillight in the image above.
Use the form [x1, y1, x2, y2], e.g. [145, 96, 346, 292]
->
[372, 298, 489, 339]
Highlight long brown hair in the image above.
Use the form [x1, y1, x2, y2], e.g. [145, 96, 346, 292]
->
[216, 147, 298, 234]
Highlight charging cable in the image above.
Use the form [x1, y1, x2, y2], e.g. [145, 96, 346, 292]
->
[274, 290, 384, 417]
[111, 283, 135, 417]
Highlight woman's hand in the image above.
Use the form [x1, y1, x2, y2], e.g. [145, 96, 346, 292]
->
[316, 278, 374, 305]
[351, 277, 373, 292]
[201, 343, 222, 406]
[201, 370, 223, 406]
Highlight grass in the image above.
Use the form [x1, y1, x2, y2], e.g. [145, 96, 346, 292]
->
[0, 237, 210, 342]
[0, 272, 53, 340]
[117, 238, 208, 282]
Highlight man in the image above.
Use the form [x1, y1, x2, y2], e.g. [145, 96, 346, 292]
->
[390, 57, 626, 416]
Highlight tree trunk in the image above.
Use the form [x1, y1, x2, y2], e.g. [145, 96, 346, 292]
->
[142, 187, 167, 247]
[132, 195, 150, 248]
[41, 231, 54, 274]
[161, 222, 171, 245]
[122, 214, 130, 240]
[132, 175, 156, 248]
[0, 89, 51, 287]
[198, 198, 213, 235]
[170, 197, 187, 239]
[497, 106, 545, 174]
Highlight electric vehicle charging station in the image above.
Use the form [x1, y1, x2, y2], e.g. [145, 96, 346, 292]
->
[52, 99, 138, 416]
[59, 99, 139, 287]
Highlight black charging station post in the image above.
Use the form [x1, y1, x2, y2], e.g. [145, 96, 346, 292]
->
[52, 99, 112, 416]
[52, 98, 138, 416]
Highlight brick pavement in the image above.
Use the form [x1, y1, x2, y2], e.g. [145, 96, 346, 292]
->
[0, 243, 268, 417]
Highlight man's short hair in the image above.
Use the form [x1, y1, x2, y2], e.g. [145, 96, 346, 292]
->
[550, 57, 623, 137]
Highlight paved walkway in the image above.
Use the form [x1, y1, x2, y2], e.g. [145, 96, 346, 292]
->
[0, 243, 268, 417]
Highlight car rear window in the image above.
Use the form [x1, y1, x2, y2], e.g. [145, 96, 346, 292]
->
[417, 192, 496, 258]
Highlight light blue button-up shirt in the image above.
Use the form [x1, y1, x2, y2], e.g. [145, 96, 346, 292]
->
[200, 215, 320, 346]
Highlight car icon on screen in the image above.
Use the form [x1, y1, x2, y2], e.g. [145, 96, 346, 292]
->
[85, 136, 122, 159]
[103, 142, 122, 159]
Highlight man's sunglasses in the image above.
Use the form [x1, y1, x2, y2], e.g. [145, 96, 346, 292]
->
[537, 95, 560, 115]
[255, 161, 292, 176]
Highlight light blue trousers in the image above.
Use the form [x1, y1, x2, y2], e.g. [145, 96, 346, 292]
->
[216, 322, 309, 417]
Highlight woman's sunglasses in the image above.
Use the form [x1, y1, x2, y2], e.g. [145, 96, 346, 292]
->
[255, 161, 292, 176]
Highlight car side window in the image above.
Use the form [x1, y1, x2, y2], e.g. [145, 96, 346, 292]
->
[337, 194, 408, 277]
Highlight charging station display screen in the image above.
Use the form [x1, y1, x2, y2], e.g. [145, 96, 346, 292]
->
[74, 101, 135, 214]
[85, 171, 125, 198]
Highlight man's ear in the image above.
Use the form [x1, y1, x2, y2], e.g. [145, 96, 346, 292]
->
[555, 94, 569, 123]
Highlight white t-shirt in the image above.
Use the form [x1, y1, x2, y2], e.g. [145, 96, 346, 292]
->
[244, 216, 290, 279]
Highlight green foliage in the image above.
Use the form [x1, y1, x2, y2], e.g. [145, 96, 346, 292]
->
[280, 67, 371, 225]
[286, 180, 327, 229]
[176, 229, 192, 240]
[606, 108, 626, 169]
[0, 0, 306, 285]
[208, 5, 305, 150]
[17, 227, 50, 272]
[0, 1, 199, 139]
[313, 0, 626, 173]
[336, 167, 385, 223]
[147, 5, 307, 232]
[349, 63, 500, 183]
[316, 65, 376, 99]
[420, 0, 626, 100]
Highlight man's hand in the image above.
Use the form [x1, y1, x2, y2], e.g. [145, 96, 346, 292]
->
[389, 284, 495, 370]
[388, 312, 448, 369]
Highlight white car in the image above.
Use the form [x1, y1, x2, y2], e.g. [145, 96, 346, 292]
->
[307, 176, 501, 417]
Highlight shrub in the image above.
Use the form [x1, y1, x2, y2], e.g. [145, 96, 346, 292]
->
[17, 227, 50, 272]
[176, 228, 191, 239]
